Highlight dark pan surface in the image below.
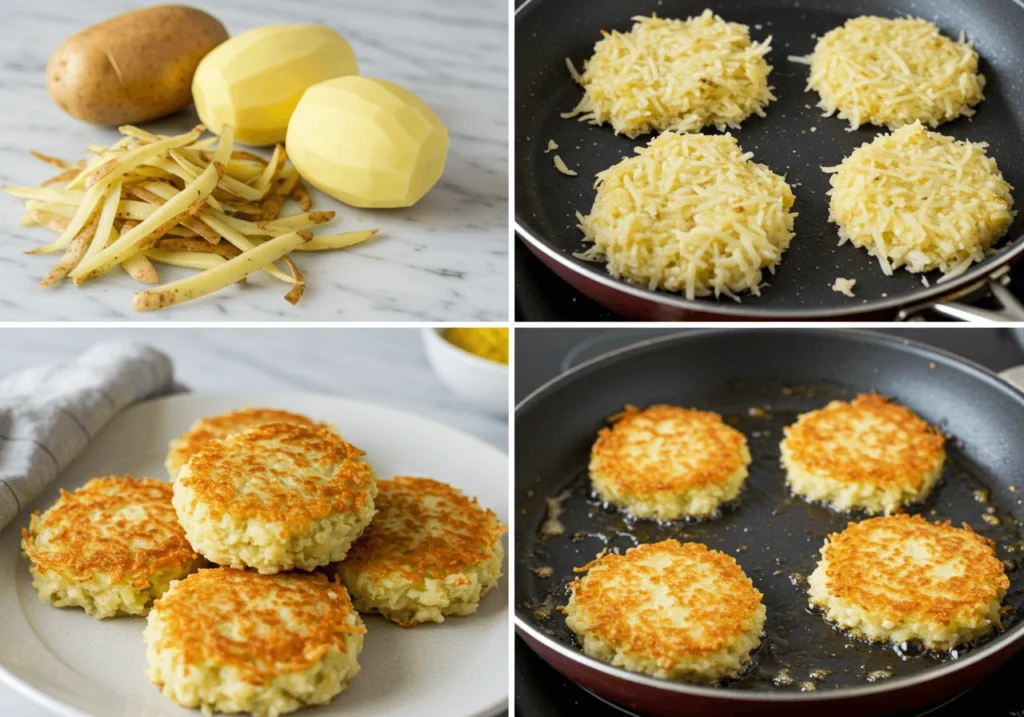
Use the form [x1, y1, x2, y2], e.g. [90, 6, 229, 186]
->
[514, 0, 1024, 317]
[515, 330, 1024, 694]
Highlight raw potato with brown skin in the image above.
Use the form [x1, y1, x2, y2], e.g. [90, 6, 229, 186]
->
[47, 5, 228, 125]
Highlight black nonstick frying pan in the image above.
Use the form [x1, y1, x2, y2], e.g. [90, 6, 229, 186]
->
[514, 0, 1024, 320]
[515, 329, 1024, 716]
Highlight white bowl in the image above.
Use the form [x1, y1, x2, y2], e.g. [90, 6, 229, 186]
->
[421, 328, 509, 416]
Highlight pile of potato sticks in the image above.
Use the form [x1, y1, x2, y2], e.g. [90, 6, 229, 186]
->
[2, 124, 378, 311]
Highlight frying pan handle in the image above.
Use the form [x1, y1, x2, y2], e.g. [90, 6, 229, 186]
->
[1000, 366, 1024, 392]
[897, 273, 1024, 322]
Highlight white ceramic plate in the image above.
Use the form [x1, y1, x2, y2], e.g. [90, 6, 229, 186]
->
[0, 392, 509, 717]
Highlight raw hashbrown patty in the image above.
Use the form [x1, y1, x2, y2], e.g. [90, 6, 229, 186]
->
[589, 405, 751, 520]
[334, 476, 506, 626]
[21, 475, 203, 619]
[808, 514, 1009, 650]
[576, 132, 797, 302]
[173, 422, 376, 574]
[145, 568, 364, 717]
[165, 407, 318, 479]
[565, 11, 774, 137]
[564, 540, 766, 683]
[781, 393, 946, 514]
[800, 15, 985, 129]
[823, 123, 1014, 279]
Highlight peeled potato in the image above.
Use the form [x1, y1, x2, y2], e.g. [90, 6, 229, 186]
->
[286, 77, 449, 209]
[192, 25, 358, 146]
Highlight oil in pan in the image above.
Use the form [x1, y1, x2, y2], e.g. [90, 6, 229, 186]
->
[518, 381, 1024, 692]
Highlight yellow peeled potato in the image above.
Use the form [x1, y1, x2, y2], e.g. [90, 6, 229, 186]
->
[286, 77, 449, 209]
[192, 25, 358, 146]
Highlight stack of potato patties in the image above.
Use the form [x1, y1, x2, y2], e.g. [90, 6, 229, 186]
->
[21, 406, 506, 717]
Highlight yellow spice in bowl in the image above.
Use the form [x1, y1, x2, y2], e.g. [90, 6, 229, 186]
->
[444, 328, 509, 364]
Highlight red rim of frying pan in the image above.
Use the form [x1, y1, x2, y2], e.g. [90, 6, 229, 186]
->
[515, 230, 1024, 321]
[513, 0, 1024, 320]
[513, 328, 1024, 707]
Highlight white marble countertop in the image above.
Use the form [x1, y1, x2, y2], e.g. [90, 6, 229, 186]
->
[0, 327, 508, 716]
[0, 0, 509, 321]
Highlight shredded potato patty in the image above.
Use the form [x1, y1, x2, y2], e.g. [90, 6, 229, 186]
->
[563, 11, 774, 138]
[794, 15, 985, 129]
[577, 132, 797, 300]
[824, 123, 1015, 279]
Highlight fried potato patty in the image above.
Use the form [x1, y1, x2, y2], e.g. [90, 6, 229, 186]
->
[21, 475, 203, 619]
[564, 540, 765, 682]
[781, 393, 946, 514]
[590, 405, 751, 520]
[808, 514, 1008, 650]
[145, 568, 364, 717]
[165, 407, 318, 479]
[173, 422, 376, 573]
[334, 476, 506, 626]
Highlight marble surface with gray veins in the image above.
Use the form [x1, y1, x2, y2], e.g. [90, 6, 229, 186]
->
[0, 327, 508, 716]
[0, 0, 508, 321]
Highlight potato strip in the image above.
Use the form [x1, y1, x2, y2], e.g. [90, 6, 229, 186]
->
[80, 181, 123, 265]
[290, 180, 312, 211]
[141, 158, 226, 212]
[294, 229, 380, 251]
[170, 149, 263, 200]
[84, 126, 204, 189]
[122, 254, 160, 283]
[28, 199, 159, 223]
[220, 161, 264, 183]
[42, 168, 81, 187]
[281, 256, 305, 305]
[154, 238, 240, 260]
[116, 220, 159, 283]
[129, 184, 221, 244]
[133, 231, 310, 311]
[197, 212, 296, 284]
[258, 211, 335, 233]
[213, 124, 235, 168]
[144, 249, 228, 271]
[30, 151, 71, 169]
[8, 124, 389, 311]
[66, 151, 120, 189]
[253, 144, 286, 195]
[278, 170, 301, 196]
[40, 216, 98, 287]
[189, 137, 218, 151]
[2, 186, 86, 204]
[70, 162, 221, 283]
[26, 181, 104, 254]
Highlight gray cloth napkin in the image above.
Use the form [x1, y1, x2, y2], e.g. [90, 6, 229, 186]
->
[0, 342, 176, 531]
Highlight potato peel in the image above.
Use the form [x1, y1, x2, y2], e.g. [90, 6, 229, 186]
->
[71, 162, 222, 283]
[40, 216, 98, 287]
[281, 255, 305, 305]
[4, 124, 379, 310]
[133, 230, 310, 312]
